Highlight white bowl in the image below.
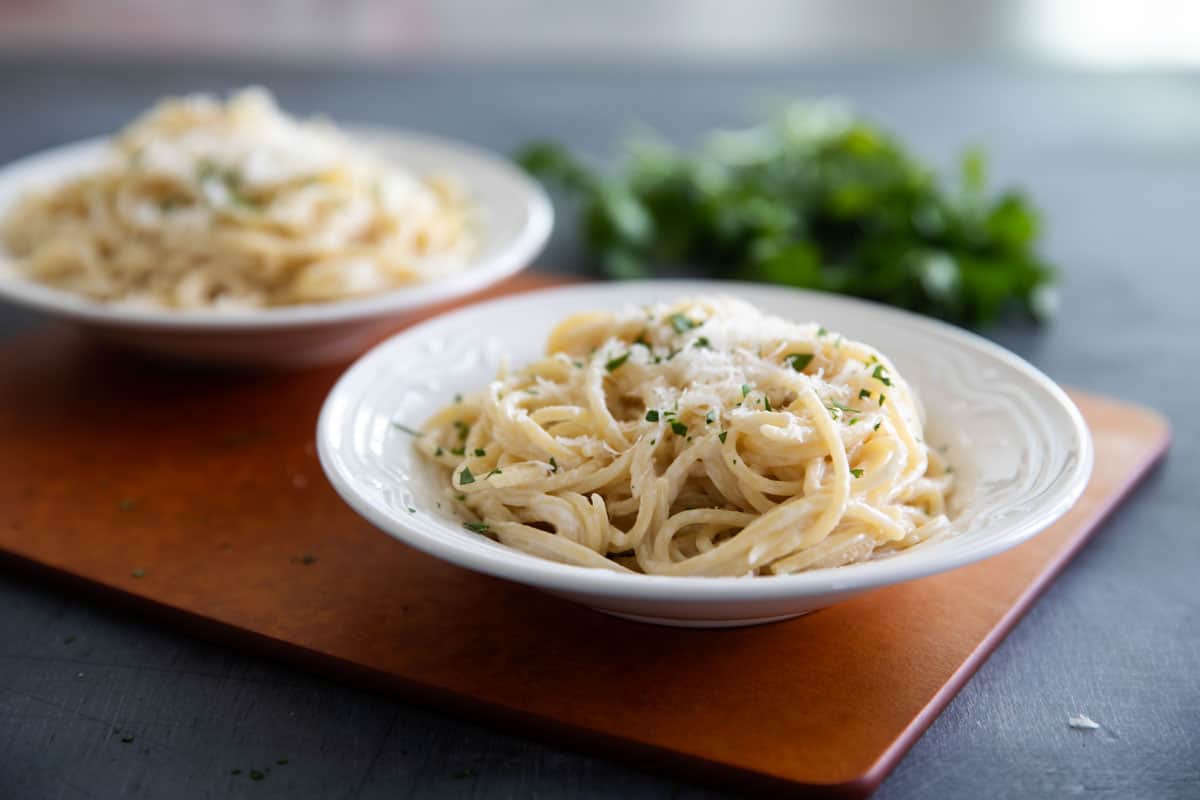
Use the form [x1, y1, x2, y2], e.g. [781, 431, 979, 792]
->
[0, 128, 552, 368]
[318, 281, 1093, 627]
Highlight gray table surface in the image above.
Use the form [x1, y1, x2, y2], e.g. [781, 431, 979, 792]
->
[0, 58, 1197, 800]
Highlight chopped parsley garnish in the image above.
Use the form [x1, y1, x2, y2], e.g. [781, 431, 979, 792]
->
[463, 521, 489, 534]
[718, 431, 728, 443]
[879, 393, 887, 406]
[665, 347, 681, 360]
[872, 364, 892, 386]
[605, 352, 630, 372]
[818, 326, 828, 337]
[434, 447, 444, 456]
[785, 352, 814, 371]
[473, 448, 486, 457]
[850, 468, 864, 478]
[572, 360, 584, 368]
[763, 395, 772, 411]
[406, 507, 416, 513]
[741, 384, 752, 397]
[485, 468, 503, 479]
[452, 420, 470, 441]
[645, 410, 659, 422]
[858, 389, 871, 399]
[120, 734, 135, 744]
[705, 410, 716, 424]
[693, 336, 711, 349]
[450, 447, 465, 456]
[458, 466, 476, 485]
[131, 568, 145, 579]
[828, 401, 861, 414]
[249, 770, 265, 782]
[454, 493, 466, 501]
[669, 313, 698, 333]
[873, 421, 882, 431]
[549, 457, 559, 473]
[848, 417, 860, 425]
[454, 393, 463, 403]
[670, 420, 688, 436]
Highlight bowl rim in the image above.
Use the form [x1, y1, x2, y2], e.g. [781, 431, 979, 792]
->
[0, 130, 553, 330]
[317, 280, 1095, 602]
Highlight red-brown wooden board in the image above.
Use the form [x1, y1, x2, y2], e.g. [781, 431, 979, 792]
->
[0, 275, 1171, 797]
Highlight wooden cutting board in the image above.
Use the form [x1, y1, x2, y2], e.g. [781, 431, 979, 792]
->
[0, 275, 1170, 797]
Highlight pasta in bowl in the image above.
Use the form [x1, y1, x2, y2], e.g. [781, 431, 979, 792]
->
[0, 89, 551, 366]
[416, 297, 953, 576]
[318, 282, 1092, 626]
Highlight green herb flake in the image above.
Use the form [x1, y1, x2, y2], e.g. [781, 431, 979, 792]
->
[763, 395, 772, 411]
[458, 466, 476, 485]
[670, 420, 688, 436]
[406, 507, 416, 513]
[485, 468, 503, 479]
[473, 448, 486, 457]
[120, 734, 135, 744]
[741, 384, 752, 397]
[391, 422, 423, 436]
[873, 421, 882, 431]
[850, 468, 864, 478]
[463, 521, 489, 534]
[434, 447, 444, 456]
[452, 420, 470, 441]
[879, 393, 887, 406]
[858, 389, 871, 399]
[786, 353, 814, 371]
[131, 568, 145, 579]
[669, 313, 698, 333]
[705, 410, 716, 424]
[450, 447, 465, 456]
[249, 770, 265, 781]
[454, 393, 463, 404]
[818, 326, 828, 337]
[645, 410, 659, 422]
[718, 431, 728, 444]
[605, 352, 630, 372]
[872, 364, 892, 386]
[693, 336, 711, 349]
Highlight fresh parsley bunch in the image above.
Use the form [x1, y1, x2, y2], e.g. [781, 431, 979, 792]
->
[518, 103, 1056, 327]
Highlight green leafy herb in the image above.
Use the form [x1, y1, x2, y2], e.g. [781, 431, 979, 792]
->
[818, 326, 828, 337]
[879, 393, 887, 406]
[858, 389, 871, 400]
[392, 422, 423, 436]
[463, 521, 489, 534]
[705, 410, 716, 424]
[670, 420, 688, 436]
[450, 446, 465, 456]
[120, 734, 135, 744]
[873, 421, 882, 431]
[786, 353, 814, 371]
[249, 770, 265, 782]
[668, 313, 698, 333]
[458, 466, 475, 485]
[453, 420, 470, 441]
[485, 468, 503, 479]
[131, 568, 145, 579]
[434, 447, 444, 456]
[763, 395, 772, 411]
[454, 393, 463, 403]
[605, 352, 630, 372]
[718, 431, 728, 443]
[549, 456, 559, 473]
[872, 364, 892, 386]
[693, 336, 711, 349]
[741, 384, 752, 397]
[517, 104, 1056, 328]
[473, 448, 486, 457]
[645, 409, 660, 422]
[850, 468, 864, 478]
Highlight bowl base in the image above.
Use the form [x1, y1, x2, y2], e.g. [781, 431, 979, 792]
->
[594, 608, 815, 628]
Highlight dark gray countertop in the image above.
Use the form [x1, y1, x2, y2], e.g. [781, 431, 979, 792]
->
[0, 58, 1197, 799]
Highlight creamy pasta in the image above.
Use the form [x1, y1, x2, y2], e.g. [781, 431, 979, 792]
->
[2, 88, 474, 309]
[414, 297, 953, 576]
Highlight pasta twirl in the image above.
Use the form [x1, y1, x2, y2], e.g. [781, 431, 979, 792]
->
[2, 88, 474, 309]
[415, 297, 953, 577]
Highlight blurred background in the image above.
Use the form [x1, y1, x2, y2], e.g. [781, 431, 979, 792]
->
[2, 0, 1200, 67]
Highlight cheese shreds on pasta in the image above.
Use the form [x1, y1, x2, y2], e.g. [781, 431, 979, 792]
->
[2, 88, 474, 309]
[416, 297, 954, 576]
